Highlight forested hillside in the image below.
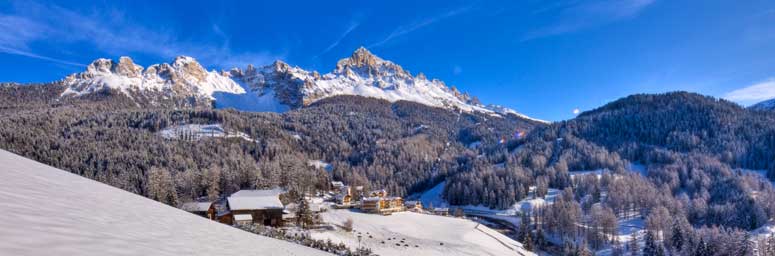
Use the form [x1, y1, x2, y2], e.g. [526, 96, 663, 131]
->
[5, 84, 775, 254]
[0, 83, 538, 207]
[455, 92, 775, 254]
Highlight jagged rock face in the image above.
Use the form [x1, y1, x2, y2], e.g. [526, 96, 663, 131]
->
[113, 57, 143, 77]
[61, 56, 245, 107]
[56, 48, 543, 122]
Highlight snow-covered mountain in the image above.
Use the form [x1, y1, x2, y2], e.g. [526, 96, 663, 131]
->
[61, 56, 245, 106]
[60, 47, 543, 121]
[750, 98, 775, 111]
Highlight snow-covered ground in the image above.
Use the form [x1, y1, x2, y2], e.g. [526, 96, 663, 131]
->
[308, 160, 333, 172]
[310, 209, 534, 256]
[0, 149, 329, 256]
[158, 123, 254, 142]
[213, 89, 291, 113]
[416, 181, 559, 217]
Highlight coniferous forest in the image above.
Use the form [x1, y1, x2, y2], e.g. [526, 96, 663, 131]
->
[3, 83, 775, 255]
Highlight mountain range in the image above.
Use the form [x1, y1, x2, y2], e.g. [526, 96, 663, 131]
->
[56, 47, 544, 122]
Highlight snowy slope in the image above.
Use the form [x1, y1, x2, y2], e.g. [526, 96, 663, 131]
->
[311, 209, 534, 256]
[0, 149, 329, 256]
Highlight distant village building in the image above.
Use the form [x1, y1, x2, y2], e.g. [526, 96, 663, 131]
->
[331, 181, 345, 191]
[227, 189, 285, 227]
[336, 185, 353, 206]
[361, 196, 405, 215]
[367, 189, 387, 198]
[181, 201, 213, 218]
[432, 207, 449, 216]
[403, 201, 423, 212]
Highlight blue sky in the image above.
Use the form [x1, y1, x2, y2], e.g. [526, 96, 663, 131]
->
[1, 0, 774, 121]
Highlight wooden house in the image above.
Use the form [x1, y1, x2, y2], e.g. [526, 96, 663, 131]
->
[181, 201, 213, 218]
[331, 181, 345, 191]
[432, 207, 449, 216]
[227, 189, 285, 227]
[210, 197, 233, 225]
[403, 201, 422, 212]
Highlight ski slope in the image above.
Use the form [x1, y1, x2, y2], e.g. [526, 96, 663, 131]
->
[0, 149, 329, 256]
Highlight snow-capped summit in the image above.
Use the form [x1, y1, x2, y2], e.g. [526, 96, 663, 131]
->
[62, 56, 245, 101]
[58, 48, 540, 121]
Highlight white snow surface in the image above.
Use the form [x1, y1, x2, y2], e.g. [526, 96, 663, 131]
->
[0, 149, 329, 256]
[158, 123, 253, 142]
[307, 160, 333, 172]
[214, 88, 290, 112]
[416, 181, 558, 216]
[227, 189, 285, 210]
[311, 209, 534, 256]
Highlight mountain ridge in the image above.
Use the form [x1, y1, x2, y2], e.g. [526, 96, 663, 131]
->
[55, 47, 546, 123]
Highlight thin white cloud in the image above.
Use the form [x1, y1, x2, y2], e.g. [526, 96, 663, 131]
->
[0, 45, 85, 67]
[522, 0, 656, 41]
[723, 78, 775, 106]
[369, 6, 472, 48]
[0, 1, 281, 69]
[315, 22, 360, 58]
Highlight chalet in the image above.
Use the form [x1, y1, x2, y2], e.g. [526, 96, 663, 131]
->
[336, 185, 352, 206]
[361, 196, 404, 215]
[403, 201, 422, 212]
[331, 181, 345, 191]
[227, 189, 285, 227]
[336, 193, 352, 206]
[210, 197, 233, 225]
[181, 201, 213, 218]
[367, 189, 387, 198]
[432, 207, 449, 216]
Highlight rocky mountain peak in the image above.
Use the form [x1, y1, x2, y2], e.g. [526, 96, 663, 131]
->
[85, 58, 114, 74]
[271, 60, 292, 73]
[171, 56, 207, 82]
[334, 47, 410, 78]
[112, 57, 143, 78]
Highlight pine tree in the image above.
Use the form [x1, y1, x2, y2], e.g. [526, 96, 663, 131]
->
[523, 231, 534, 251]
[694, 238, 711, 256]
[643, 231, 658, 256]
[147, 167, 178, 206]
[518, 212, 531, 242]
[670, 220, 684, 252]
[296, 197, 313, 229]
[628, 235, 639, 256]
[611, 239, 624, 256]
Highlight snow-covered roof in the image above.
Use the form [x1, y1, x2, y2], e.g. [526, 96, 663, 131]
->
[362, 197, 382, 202]
[234, 214, 253, 221]
[181, 202, 211, 212]
[405, 200, 421, 206]
[227, 189, 284, 210]
[0, 149, 330, 256]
